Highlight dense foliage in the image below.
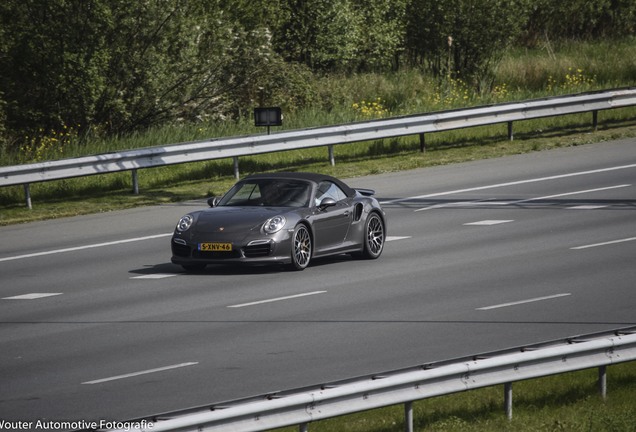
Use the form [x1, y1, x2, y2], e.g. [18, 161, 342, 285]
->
[0, 0, 634, 153]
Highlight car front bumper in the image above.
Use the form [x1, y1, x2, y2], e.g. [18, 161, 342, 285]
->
[170, 233, 293, 267]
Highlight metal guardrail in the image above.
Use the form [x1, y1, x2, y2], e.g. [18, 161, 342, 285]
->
[2, 87, 636, 208]
[100, 327, 636, 432]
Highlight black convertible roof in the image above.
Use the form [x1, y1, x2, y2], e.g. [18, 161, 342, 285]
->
[244, 172, 355, 197]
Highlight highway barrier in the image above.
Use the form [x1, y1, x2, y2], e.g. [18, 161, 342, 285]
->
[98, 327, 636, 432]
[2, 87, 636, 208]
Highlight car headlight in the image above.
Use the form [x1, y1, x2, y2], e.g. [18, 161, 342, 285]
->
[263, 215, 286, 234]
[176, 214, 194, 232]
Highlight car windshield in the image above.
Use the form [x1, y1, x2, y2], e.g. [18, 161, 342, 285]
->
[218, 179, 312, 208]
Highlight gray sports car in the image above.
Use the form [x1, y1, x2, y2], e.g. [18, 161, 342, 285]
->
[171, 172, 386, 271]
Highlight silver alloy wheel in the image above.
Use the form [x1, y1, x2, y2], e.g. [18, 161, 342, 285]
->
[364, 213, 384, 259]
[291, 224, 311, 270]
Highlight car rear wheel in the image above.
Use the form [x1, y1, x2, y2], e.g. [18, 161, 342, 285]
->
[362, 212, 385, 259]
[290, 224, 312, 270]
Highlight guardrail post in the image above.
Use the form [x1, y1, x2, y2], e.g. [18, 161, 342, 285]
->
[419, 133, 426, 152]
[2, 90, 636, 194]
[328, 145, 335, 166]
[24, 183, 32, 209]
[233, 157, 240, 179]
[504, 382, 513, 420]
[592, 110, 598, 131]
[131, 169, 139, 195]
[598, 365, 607, 400]
[299, 422, 308, 432]
[404, 401, 414, 432]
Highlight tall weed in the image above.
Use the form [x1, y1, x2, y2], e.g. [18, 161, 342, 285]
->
[1, 39, 636, 208]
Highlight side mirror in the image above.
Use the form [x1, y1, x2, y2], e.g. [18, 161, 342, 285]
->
[318, 197, 337, 210]
[207, 197, 220, 207]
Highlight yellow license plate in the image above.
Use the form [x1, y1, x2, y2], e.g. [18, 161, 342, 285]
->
[198, 242, 232, 252]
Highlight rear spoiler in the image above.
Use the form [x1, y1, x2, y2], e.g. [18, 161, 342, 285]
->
[354, 188, 376, 197]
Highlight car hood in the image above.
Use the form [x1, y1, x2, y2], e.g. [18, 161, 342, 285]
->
[194, 206, 293, 234]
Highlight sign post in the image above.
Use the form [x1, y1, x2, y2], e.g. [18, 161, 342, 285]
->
[254, 107, 282, 135]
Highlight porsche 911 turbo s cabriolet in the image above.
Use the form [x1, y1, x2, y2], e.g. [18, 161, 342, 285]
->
[171, 172, 386, 271]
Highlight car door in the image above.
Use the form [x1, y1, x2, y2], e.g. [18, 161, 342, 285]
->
[311, 181, 352, 254]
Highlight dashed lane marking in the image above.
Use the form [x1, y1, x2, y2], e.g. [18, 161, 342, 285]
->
[571, 237, 636, 250]
[381, 164, 636, 205]
[130, 274, 177, 279]
[82, 362, 199, 385]
[228, 291, 327, 308]
[1, 233, 413, 265]
[0, 233, 173, 263]
[386, 236, 411, 241]
[2, 293, 63, 300]
[567, 205, 609, 210]
[477, 293, 572, 310]
[464, 220, 513, 226]
[500, 185, 630, 206]
[412, 185, 629, 211]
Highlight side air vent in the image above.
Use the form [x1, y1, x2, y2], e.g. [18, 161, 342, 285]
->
[354, 203, 364, 221]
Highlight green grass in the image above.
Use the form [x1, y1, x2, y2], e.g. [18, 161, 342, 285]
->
[498, 38, 636, 91]
[2, 108, 636, 226]
[1, 38, 636, 226]
[270, 362, 636, 432]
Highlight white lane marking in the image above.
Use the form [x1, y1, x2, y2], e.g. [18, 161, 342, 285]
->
[568, 205, 608, 210]
[386, 236, 411, 241]
[1, 231, 410, 264]
[82, 362, 199, 385]
[505, 185, 630, 206]
[415, 199, 493, 212]
[0, 233, 173, 263]
[464, 220, 513, 226]
[571, 237, 636, 250]
[381, 164, 636, 205]
[2, 293, 63, 300]
[130, 274, 177, 279]
[477, 293, 571, 310]
[414, 185, 629, 211]
[228, 291, 327, 308]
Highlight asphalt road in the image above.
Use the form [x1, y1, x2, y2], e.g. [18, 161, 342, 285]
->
[1, 139, 635, 425]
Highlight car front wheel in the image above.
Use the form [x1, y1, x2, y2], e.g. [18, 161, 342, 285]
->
[290, 224, 312, 270]
[362, 212, 385, 259]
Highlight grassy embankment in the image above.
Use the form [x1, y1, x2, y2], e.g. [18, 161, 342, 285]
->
[1, 39, 635, 227]
[271, 361, 636, 432]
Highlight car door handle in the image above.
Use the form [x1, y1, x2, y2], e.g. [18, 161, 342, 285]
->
[343, 210, 350, 217]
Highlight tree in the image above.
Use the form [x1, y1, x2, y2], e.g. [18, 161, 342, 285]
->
[405, 0, 531, 88]
[275, 0, 406, 73]
[0, 1, 111, 137]
[351, 0, 407, 72]
[276, 0, 356, 71]
[69, 0, 245, 132]
[523, 0, 636, 44]
[0, 0, 285, 146]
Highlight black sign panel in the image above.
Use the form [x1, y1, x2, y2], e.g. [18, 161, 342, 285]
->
[254, 107, 282, 127]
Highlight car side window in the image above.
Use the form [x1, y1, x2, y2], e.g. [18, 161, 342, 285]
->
[315, 181, 347, 206]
